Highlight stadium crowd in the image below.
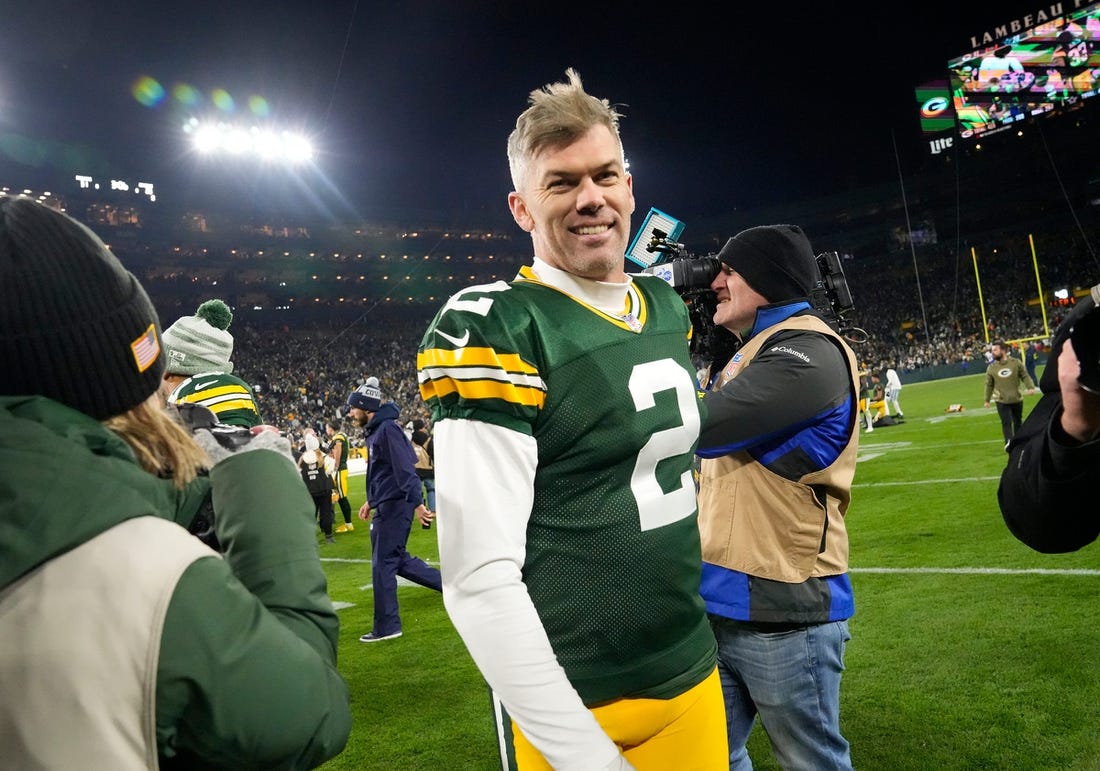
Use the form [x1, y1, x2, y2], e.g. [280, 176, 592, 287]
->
[157, 223, 1096, 444]
[224, 318, 429, 450]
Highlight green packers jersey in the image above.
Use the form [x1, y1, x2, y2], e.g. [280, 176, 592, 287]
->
[418, 268, 715, 704]
[168, 371, 263, 428]
[330, 432, 349, 472]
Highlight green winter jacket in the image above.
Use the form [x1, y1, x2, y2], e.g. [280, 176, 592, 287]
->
[0, 395, 351, 769]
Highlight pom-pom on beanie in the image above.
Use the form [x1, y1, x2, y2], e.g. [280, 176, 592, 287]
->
[162, 298, 235, 376]
[0, 196, 164, 420]
[716, 224, 819, 304]
[347, 378, 382, 412]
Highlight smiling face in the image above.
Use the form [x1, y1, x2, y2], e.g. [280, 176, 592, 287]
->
[710, 264, 769, 336]
[507, 124, 634, 282]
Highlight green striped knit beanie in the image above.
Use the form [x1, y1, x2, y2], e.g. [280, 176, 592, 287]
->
[162, 299, 235, 375]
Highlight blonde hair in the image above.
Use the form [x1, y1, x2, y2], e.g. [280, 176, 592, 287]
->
[506, 68, 625, 191]
[102, 394, 209, 488]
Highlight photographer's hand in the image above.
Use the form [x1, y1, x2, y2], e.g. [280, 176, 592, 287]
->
[192, 424, 292, 466]
[1058, 339, 1100, 443]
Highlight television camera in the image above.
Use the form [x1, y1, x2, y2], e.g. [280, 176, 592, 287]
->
[638, 229, 864, 366]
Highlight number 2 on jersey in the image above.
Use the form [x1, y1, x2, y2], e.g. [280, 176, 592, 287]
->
[628, 359, 700, 531]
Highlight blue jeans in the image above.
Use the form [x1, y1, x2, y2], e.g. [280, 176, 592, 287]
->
[710, 616, 853, 771]
[422, 478, 436, 511]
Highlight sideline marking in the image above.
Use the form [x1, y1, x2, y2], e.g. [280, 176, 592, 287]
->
[320, 556, 441, 596]
[860, 439, 1001, 451]
[926, 407, 996, 424]
[859, 441, 912, 450]
[358, 577, 439, 591]
[853, 567, 1100, 576]
[322, 558, 438, 567]
[853, 476, 999, 487]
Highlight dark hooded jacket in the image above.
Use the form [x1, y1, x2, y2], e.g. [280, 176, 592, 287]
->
[361, 401, 424, 508]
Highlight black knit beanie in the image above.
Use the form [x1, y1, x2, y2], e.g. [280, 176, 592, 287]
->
[716, 224, 819, 303]
[0, 196, 165, 419]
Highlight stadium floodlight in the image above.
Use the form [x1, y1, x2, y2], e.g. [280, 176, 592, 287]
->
[253, 130, 282, 159]
[192, 123, 222, 154]
[224, 127, 251, 154]
[184, 118, 316, 164]
[281, 132, 314, 162]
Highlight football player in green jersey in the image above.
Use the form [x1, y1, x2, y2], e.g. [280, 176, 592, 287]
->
[326, 420, 355, 531]
[417, 69, 726, 771]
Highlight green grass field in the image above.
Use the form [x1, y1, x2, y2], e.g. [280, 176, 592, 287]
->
[316, 370, 1100, 771]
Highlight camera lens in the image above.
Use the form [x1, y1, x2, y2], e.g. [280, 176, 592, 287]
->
[672, 256, 720, 289]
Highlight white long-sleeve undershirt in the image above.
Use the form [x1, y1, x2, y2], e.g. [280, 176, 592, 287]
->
[433, 260, 635, 771]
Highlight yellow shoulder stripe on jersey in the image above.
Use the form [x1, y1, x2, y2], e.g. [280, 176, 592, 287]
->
[207, 399, 261, 414]
[421, 375, 546, 409]
[183, 383, 250, 398]
[175, 390, 249, 406]
[418, 346, 546, 409]
[514, 265, 649, 333]
[417, 346, 539, 375]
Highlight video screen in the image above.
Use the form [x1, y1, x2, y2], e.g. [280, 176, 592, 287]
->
[947, 1, 1100, 138]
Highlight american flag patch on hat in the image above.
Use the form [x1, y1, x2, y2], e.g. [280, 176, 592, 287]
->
[131, 323, 161, 372]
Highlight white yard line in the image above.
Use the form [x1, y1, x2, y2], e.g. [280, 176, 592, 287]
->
[859, 439, 1003, 452]
[853, 567, 1100, 576]
[322, 557, 1097, 578]
[853, 476, 999, 487]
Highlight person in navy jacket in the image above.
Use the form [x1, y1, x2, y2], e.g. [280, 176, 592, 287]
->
[347, 378, 441, 642]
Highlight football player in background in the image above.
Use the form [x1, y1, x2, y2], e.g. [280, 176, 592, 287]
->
[417, 68, 725, 771]
[884, 367, 904, 419]
[326, 419, 355, 532]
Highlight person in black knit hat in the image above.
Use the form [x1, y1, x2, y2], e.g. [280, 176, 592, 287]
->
[0, 196, 350, 768]
[695, 223, 861, 770]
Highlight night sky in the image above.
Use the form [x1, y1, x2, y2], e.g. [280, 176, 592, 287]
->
[0, 0, 1081, 227]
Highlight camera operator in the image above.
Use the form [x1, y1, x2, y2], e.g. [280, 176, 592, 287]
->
[999, 282, 1100, 552]
[695, 224, 860, 770]
[0, 197, 351, 769]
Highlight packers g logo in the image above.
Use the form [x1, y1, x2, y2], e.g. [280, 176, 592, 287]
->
[921, 96, 950, 118]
